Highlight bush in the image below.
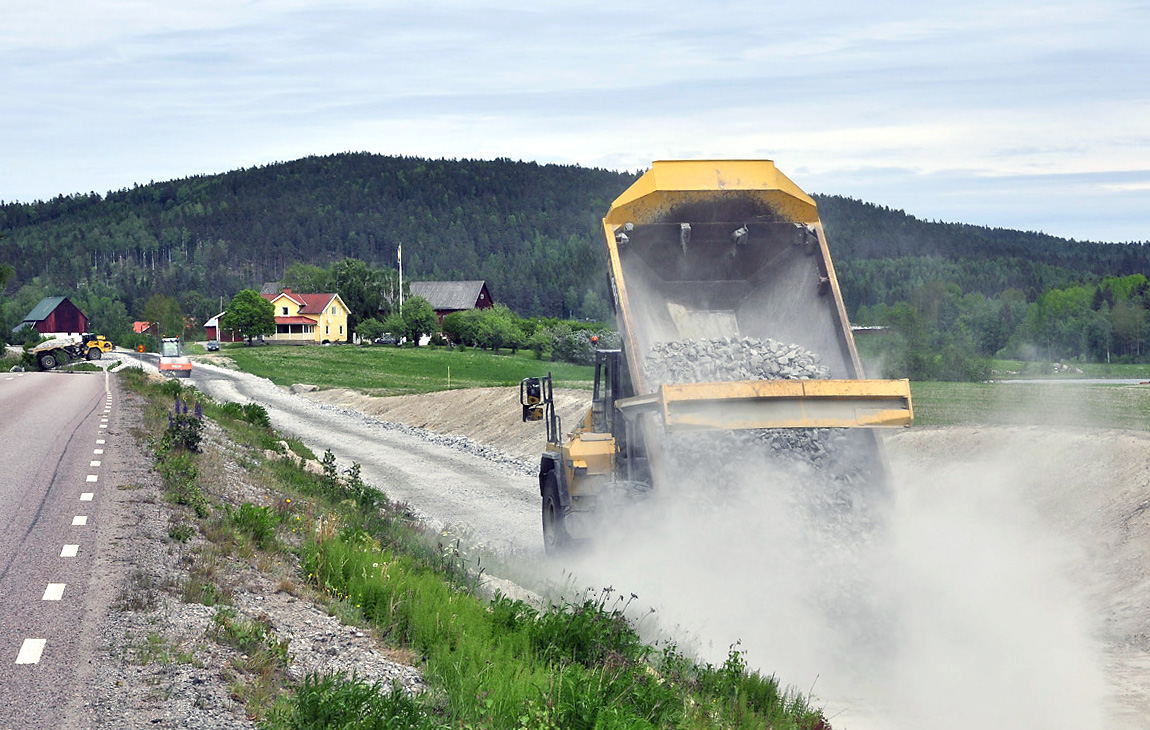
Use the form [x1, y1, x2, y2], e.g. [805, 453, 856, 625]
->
[355, 317, 387, 343]
[242, 402, 271, 427]
[229, 503, 281, 549]
[266, 673, 445, 730]
[163, 398, 204, 452]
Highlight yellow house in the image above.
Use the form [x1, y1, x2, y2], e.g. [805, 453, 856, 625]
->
[261, 288, 350, 343]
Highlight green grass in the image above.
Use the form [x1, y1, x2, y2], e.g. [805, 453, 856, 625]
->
[223, 344, 594, 395]
[911, 380, 1150, 429]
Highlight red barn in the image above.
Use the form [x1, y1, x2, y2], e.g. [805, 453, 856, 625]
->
[12, 297, 88, 336]
[408, 280, 493, 324]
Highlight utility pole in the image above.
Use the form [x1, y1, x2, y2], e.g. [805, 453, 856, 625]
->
[398, 243, 404, 313]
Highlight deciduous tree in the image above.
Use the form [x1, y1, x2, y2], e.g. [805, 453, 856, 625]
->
[220, 289, 276, 345]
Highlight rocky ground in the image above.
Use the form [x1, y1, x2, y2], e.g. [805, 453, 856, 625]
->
[87, 385, 424, 729]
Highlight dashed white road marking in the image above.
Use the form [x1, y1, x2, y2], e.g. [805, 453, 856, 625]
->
[42, 584, 65, 601]
[94, 449, 104, 455]
[86, 475, 98, 483]
[15, 639, 46, 664]
[71, 516, 87, 526]
[90, 460, 101, 467]
[61, 545, 79, 557]
[96, 439, 105, 445]
[80, 493, 93, 501]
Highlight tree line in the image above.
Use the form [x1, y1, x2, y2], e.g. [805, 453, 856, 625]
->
[4, 154, 1149, 380]
[856, 274, 1150, 380]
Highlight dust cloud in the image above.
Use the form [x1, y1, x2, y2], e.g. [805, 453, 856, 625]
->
[566, 438, 1110, 729]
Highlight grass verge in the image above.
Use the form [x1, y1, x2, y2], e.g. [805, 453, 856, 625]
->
[117, 366, 832, 729]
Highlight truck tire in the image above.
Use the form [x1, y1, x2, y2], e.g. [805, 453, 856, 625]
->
[541, 472, 569, 554]
[37, 351, 59, 370]
[85, 347, 101, 360]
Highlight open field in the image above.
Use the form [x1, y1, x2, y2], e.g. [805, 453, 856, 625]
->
[911, 381, 1150, 429]
[221, 343, 594, 395]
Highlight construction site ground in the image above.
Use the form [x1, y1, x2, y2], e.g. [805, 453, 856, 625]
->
[305, 384, 1150, 728]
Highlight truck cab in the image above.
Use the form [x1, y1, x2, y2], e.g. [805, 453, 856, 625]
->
[159, 338, 193, 378]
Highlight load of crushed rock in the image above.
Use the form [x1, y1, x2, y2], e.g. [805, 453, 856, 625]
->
[645, 336, 830, 385]
[642, 336, 876, 511]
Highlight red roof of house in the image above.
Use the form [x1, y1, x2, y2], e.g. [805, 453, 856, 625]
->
[276, 316, 317, 325]
[262, 288, 337, 314]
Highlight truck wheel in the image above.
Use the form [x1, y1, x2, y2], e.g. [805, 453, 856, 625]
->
[85, 347, 101, 360]
[37, 351, 59, 370]
[541, 473, 569, 554]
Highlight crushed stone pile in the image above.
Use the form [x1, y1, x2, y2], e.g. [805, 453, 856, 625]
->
[642, 336, 878, 517]
[645, 336, 830, 384]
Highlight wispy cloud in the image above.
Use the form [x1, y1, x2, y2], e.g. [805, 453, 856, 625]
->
[1, 0, 1147, 240]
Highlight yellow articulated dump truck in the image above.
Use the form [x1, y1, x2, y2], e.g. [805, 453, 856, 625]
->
[521, 160, 913, 553]
[33, 333, 114, 370]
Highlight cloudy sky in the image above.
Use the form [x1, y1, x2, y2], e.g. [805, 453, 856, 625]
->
[3, 0, 1148, 241]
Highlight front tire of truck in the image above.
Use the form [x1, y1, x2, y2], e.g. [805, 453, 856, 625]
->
[541, 473, 569, 555]
[85, 347, 101, 360]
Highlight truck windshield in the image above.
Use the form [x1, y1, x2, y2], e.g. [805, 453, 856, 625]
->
[161, 341, 181, 357]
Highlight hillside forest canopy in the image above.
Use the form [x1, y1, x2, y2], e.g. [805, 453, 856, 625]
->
[1, 153, 1148, 379]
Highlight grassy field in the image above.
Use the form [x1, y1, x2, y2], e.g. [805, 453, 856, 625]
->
[221, 343, 594, 395]
[911, 381, 1150, 429]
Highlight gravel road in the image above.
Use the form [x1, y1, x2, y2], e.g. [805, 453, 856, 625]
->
[131, 355, 546, 560]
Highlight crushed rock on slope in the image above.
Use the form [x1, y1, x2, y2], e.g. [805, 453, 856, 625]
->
[89, 390, 424, 730]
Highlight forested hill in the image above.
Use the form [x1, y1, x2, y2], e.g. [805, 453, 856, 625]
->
[817, 195, 1150, 312]
[1, 152, 1146, 331]
[0, 154, 636, 323]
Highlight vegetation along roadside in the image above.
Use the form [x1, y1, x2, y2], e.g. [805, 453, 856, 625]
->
[117, 366, 832, 729]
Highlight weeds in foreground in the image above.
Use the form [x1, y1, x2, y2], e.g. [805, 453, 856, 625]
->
[229, 503, 282, 549]
[211, 607, 292, 717]
[116, 568, 160, 612]
[302, 526, 829, 730]
[263, 673, 446, 730]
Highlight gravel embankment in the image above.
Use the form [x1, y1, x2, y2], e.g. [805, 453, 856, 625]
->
[88, 389, 425, 729]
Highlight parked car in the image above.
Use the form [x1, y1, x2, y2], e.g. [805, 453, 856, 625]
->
[206, 340, 220, 351]
[373, 335, 398, 346]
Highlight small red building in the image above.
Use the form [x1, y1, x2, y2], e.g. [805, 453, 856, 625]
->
[12, 297, 88, 336]
[408, 280, 493, 324]
[203, 312, 243, 342]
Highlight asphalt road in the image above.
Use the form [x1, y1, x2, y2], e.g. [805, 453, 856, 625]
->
[0, 369, 125, 728]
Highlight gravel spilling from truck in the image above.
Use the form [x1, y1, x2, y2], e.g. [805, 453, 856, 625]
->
[643, 336, 879, 520]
